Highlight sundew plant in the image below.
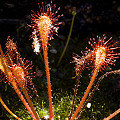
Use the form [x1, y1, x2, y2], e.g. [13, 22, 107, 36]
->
[0, 1, 120, 120]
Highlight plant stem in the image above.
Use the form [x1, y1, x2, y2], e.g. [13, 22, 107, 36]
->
[10, 81, 37, 120]
[57, 11, 76, 67]
[103, 108, 120, 120]
[69, 51, 93, 119]
[0, 96, 22, 120]
[22, 87, 40, 120]
[69, 71, 82, 120]
[71, 66, 100, 120]
[0, 45, 37, 120]
[39, 52, 43, 61]
[77, 69, 120, 119]
[43, 47, 54, 120]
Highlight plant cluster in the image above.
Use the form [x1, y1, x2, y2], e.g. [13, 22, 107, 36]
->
[0, 1, 120, 120]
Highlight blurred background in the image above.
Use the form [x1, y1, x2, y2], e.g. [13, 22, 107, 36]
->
[0, 0, 120, 119]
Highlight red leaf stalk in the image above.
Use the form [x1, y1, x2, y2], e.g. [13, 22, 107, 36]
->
[0, 45, 37, 120]
[0, 96, 22, 120]
[104, 108, 120, 120]
[11, 81, 37, 120]
[43, 44, 54, 120]
[29, 1, 62, 119]
[71, 66, 100, 120]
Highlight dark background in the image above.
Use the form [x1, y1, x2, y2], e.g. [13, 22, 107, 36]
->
[0, 0, 120, 119]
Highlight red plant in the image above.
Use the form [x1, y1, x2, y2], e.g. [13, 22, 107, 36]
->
[0, 38, 40, 120]
[0, 45, 37, 120]
[11, 59, 33, 89]
[28, 1, 62, 120]
[89, 34, 120, 70]
[71, 35, 120, 120]
[29, 1, 62, 54]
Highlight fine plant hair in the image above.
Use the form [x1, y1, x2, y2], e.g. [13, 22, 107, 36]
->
[77, 69, 120, 119]
[0, 1, 120, 120]
[69, 51, 93, 119]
